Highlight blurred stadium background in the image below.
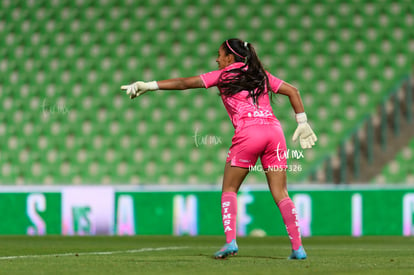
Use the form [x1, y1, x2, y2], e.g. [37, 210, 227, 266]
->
[0, 0, 414, 237]
[1, 0, 413, 186]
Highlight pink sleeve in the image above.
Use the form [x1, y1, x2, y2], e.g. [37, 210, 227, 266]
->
[200, 69, 224, 89]
[267, 72, 284, 93]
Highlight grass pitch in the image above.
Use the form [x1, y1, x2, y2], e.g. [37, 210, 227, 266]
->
[0, 236, 413, 275]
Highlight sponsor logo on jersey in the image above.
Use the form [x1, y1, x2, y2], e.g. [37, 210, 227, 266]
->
[247, 110, 273, 118]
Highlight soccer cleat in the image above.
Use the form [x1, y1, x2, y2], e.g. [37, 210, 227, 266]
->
[288, 246, 307, 260]
[214, 239, 238, 259]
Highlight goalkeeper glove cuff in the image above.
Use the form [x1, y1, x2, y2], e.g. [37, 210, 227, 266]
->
[295, 112, 308, 124]
[146, 81, 159, 91]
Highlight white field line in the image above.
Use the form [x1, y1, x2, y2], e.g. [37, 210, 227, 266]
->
[0, 246, 189, 260]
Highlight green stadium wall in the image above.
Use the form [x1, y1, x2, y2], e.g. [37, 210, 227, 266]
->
[1, 185, 414, 236]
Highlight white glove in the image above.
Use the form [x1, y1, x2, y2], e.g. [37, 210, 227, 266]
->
[292, 112, 317, 149]
[120, 81, 159, 99]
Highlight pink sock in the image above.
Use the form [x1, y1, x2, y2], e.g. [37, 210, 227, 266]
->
[277, 197, 302, 250]
[221, 192, 237, 243]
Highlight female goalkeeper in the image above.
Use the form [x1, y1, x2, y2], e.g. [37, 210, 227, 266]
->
[121, 38, 317, 260]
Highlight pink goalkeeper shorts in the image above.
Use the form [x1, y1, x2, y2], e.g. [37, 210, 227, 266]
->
[226, 124, 287, 169]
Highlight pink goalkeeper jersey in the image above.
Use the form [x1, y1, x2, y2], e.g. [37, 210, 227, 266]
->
[200, 62, 284, 133]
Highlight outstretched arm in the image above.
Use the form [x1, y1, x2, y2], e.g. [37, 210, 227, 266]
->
[277, 82, 317, 149]
[157, 76, 205, 90]
[121, 76, 205, 99]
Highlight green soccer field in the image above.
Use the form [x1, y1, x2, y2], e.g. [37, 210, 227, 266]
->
[0, 236, 413, 275]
